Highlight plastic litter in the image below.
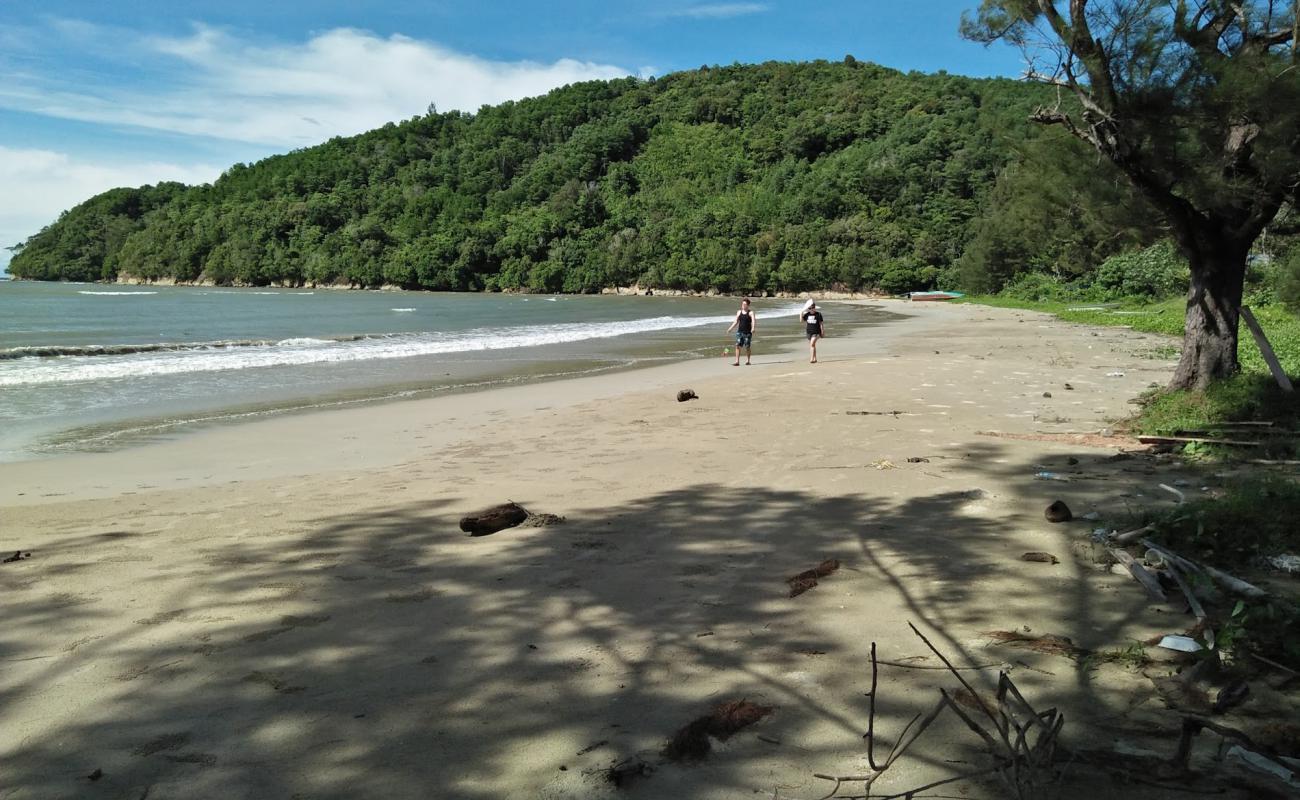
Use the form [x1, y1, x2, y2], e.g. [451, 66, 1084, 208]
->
[1081, 511, 1101, 521]
[1156, 635, 1204, 653]
[1267, 554, 1300, 574]
[1034, 471, 1069, 482]
[1106, 371, 1126, 377]
[1225, 746, 1300, 788]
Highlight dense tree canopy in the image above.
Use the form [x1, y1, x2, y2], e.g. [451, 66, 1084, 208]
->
[963, 0, 1300, 389]
[11, 60, 1156, 295]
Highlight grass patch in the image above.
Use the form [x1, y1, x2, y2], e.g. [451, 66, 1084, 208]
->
[963, 296, 1300, 442]
[1146, 475, 1300, 568]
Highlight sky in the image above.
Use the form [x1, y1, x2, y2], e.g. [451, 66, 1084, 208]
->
[0, 1, 1028, 273]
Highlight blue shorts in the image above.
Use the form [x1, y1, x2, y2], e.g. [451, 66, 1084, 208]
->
[735, 332, 753, 348]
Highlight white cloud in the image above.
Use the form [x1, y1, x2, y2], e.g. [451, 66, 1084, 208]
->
[667, 3, 771, 19]
[0, 146, 221, 271]
[0, 24, 635, 148]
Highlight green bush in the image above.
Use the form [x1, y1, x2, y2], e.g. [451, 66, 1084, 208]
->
[1092, 241, 1188, 300]
[999, 271, 1094, 303]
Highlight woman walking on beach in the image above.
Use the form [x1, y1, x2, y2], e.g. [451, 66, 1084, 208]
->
[726, 298, 756, 365]
[801, 301, 824, 363]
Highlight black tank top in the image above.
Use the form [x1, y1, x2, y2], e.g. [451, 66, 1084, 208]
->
[737, 309, 752, 333]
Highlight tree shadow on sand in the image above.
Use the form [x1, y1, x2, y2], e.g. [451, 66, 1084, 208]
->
[0, 445, 1250, 799]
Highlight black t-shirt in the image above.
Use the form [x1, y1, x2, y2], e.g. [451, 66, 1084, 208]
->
[801, 309, 823, 335]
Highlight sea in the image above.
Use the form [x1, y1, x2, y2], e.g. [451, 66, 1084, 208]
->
[0, 281, 886, 461]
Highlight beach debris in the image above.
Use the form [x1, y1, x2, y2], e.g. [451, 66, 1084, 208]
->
[576, 740, 608, 756]
[1227, 745, 1300, 789]
[1138, 434, 1260, 447]
[459, 502, 529, 536]
[663, 699, 774, 761]
[1044, 500, 1072, 523]
[1034, 471, 1069, 482]
[601, 756, 654, 787]
[695, 631, 714, 638]
[1080, 510, 1100, 520]
[1042, 391, 1052, 398]
[1106, 371, 1126, 378]
[846, 410, 904, 416]
[86, 768, 103, 782]
[869, 459, 897, 470]
[1064, 383, 1074, 390]
[1159, 483, 1186, 503]
[1020, 551, 1060, 565]
[521, 511, 565, 527]
[2, 550, 31, 564]
[676, 389, 698, 402]
[906, 456, 930, 463]
[1141, 539, 1275, 602]
[984, 630, 1082, 658]
[786, 558, 840, 597]
[1267, 554, 1300, 574]
[813, 629, 1067, 800]
[1213, 678, 1251, 714]
[1156, 635, 1204, 653]
[1108, 548, 1166, 601]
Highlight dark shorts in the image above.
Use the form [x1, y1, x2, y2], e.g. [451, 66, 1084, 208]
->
[735, 331, 753, 348]
[806, 330, 821, 340]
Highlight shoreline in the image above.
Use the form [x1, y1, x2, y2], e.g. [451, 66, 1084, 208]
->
[6, 303, 1230, 800]
[0, 299, 907, 506]
[2, 275, 894, 300]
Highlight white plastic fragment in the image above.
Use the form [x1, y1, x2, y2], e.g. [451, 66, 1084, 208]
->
[1156, 635, 1204, 653]
[1225, 746, 1300, 788]
[1267, 554, 1300, 574]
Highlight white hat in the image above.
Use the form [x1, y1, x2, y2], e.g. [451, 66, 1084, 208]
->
[802, 299, 815, 311]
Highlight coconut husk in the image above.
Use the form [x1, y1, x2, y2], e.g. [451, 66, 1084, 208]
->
[786, 559, 840, 597]
[663, 699, 774, 761]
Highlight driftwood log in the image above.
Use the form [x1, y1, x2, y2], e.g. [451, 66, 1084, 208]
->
[459, 502, 529, 536]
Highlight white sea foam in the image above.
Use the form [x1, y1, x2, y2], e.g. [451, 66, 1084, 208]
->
[77, 291, 158, 296]
[391, 308, 416, 312]
[0, 311, 766, 387]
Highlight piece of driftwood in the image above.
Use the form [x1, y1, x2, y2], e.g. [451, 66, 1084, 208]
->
[787, 559, 840, 597]
[676, 389, 698, 402]
[1021, 551, 1060, 565]
[846, 410, 904, 416]
[1112, 524, 1153, 544]
[1108, 548, 1167, 601]
[459, 502, 529, 536]
[2, 550, 31, 564]
[1141, 539, 1271, 602]
[1241, 306, 1295, 393]
[1137, 435, 1261, 447]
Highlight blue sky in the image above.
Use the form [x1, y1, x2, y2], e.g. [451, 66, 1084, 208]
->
[0, 2, 1027, 272]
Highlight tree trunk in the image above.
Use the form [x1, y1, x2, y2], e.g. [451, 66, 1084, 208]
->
[1169, 242, 1247, 391]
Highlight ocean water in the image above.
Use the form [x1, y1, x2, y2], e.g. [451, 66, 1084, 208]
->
[0, 282, 885, 460]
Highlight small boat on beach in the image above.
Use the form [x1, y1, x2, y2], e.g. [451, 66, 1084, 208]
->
[907, 291, 965, 302]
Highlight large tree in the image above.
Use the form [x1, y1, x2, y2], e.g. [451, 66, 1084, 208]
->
[964, 0, 1300, 389]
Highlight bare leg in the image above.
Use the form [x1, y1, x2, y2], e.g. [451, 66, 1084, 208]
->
[745, 345, 751, 365]
[810, 336, 818, 363]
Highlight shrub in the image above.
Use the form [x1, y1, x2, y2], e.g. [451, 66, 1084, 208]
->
[1092, 241, 1188, 300]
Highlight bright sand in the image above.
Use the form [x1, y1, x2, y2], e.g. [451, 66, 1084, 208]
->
[0, 302, 1239, 798]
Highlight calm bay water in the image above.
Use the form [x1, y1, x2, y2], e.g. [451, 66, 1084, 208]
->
[0, 281, 884, 460]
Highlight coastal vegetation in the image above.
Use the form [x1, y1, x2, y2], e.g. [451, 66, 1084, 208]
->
[10, 60, 1161, 296]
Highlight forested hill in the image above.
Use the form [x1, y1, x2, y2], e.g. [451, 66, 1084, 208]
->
[8, 60, 1149, 294]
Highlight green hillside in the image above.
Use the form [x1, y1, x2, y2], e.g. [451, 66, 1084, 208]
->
[8, 59, 1155, 293]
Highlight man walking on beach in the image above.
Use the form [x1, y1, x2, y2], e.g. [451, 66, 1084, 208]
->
[801, 301, 824, 363]
[726, 298, 756, 366]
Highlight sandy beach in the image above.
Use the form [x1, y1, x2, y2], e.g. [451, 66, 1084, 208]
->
[1, 301, 1270, 799]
